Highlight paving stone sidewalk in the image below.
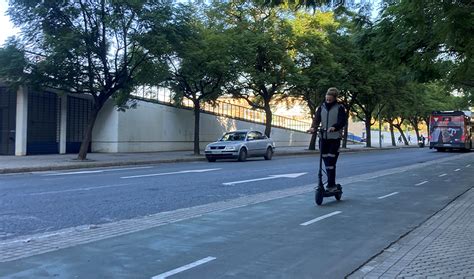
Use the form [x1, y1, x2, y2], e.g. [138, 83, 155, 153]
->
[0, 143, 416, 174]
[349, 187, 474, 279]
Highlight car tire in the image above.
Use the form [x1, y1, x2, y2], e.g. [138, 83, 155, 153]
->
[264, 147, 273, 160]
[238, 148, 247, 162]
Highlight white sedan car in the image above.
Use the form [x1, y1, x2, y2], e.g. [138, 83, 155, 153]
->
[204, 130, 276, 162]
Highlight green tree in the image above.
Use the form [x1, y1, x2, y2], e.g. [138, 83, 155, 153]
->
[0, 39, 28, 89]
[325, 12, 368, 148]
[219, 0, 298, 137]
[348, 15, 393, 148]
[379, 1, 473, 93]
[289, 11, 340, 149]
[161, 4, 237, 155]
[2, 0, 172, 160]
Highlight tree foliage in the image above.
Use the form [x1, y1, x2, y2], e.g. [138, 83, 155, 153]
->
[2, 0, 174, 159]
[160, 3, 238, 154]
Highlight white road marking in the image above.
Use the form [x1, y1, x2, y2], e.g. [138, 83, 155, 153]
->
[42, 166, 152, 176]
[223, 172, 307, 186]
[454, 168, 461, 172]
[415, 181, 428, 186]
[300, 211, 342, 226]
[43, 170, 104, 176]
[28, 183, 134, 195]
[151, 257, 216, 279]
[99, 166, 153, 171]
[121, 168, 221, 179]
[377, 192, 399, 199]
[466, 164, 471, 167]
[439, 173, 447, 177]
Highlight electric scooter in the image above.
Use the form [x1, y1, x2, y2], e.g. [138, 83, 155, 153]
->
[315, 128, 342, 206]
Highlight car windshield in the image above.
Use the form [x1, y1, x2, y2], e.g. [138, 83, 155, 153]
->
[220, 132, 247, 141]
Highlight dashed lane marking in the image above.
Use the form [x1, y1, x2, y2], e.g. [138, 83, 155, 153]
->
[28, 183, 135, 196]
[415, 181, 429, 186]
[121, 168, 221, 179]
[439, 174, 447, 177]
[300, 211, 342, 226]
[377, 192, 399, 199]
[42, 166, 153, 176]
[151, 257, 216, 279]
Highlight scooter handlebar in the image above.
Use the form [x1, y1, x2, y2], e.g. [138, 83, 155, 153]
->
[307, 127, 327, 134]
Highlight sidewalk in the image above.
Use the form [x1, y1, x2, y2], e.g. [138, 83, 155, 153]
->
[0, 143, 417, 174]
[349, 187, 474, 279]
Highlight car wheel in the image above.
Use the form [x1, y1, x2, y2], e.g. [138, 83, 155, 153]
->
[264, 147, 273, 160]
[238, 148, 247, 162]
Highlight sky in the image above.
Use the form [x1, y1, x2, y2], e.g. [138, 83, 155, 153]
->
[0, 0, 19, 46]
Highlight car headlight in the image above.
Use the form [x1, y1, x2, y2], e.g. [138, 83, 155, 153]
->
[225, 146, 236, 151]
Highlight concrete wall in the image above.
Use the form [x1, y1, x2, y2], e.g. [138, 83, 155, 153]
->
[92, 100, 312, 153]
[92, 101, 120, 152]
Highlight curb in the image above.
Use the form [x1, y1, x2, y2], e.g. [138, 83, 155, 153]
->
[0, 145, 420, 174]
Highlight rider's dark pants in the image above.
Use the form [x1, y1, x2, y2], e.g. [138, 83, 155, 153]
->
[320, 138, 341, 187]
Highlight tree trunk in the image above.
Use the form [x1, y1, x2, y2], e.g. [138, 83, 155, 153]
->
[342, 123, 349, 148]
[394, 124, 409, 145]
[264, 103, 272, 138]
[307, 105, 317, 150]
[424, 117, 430, 140]
[389, 122, 396, 146]
[410, 118, 420, 141]
[309, 133, 317, 150]
[193, 101, 201, 155]
[413, 125, 420, 142]
[365, 117, 372, 148]
[77, 104, 102, 160]
[342, 110, 350, 148]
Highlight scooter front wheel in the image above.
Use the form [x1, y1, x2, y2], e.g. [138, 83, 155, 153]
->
[335, 184, 343, 201]
[315, 187, 324, 205]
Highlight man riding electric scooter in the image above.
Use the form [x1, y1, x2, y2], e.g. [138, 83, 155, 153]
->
[308, 87, 347, 193]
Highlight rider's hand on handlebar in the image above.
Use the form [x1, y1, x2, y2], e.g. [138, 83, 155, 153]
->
[328, 127, 336, 132]
[307, 128, 316, 134]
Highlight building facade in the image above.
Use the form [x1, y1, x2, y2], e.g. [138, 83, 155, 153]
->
[0, 86, 92, 156]
[1, 86, 312, 156]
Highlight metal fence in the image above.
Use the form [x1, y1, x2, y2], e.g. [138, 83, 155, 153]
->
[131, 86, 311, 132]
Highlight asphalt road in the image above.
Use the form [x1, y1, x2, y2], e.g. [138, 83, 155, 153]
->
[0, 148, 473, 278]
[0, 148, 465, 241]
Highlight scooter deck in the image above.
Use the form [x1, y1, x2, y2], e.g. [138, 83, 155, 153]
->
[323, 189, 342, 197]
[321, 184, 343, 197]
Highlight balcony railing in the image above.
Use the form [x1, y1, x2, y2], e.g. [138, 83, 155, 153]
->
[131, 86, 312, 132]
